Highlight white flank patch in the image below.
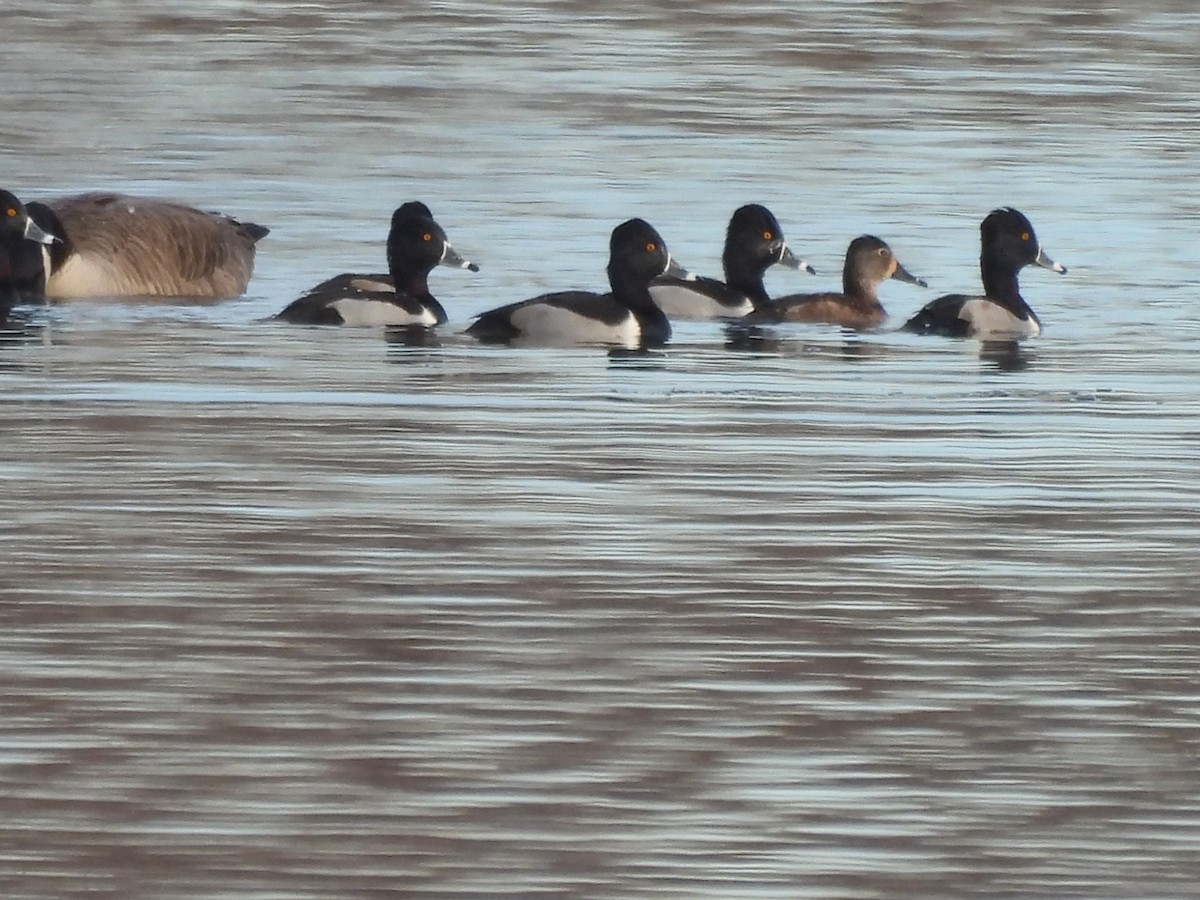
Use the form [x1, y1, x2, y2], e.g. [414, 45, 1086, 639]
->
[960, 299, 1040, 338]
[649, 284, 752, 320]
[510, 304, 640, 348]
[330, 298, 437, 327]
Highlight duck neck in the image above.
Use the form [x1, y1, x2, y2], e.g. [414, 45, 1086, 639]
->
[842, 269, 882, 311]
[5, 241, 48, 297]
[611, 262, 671, 346]
[388, 254, 432, 301]
[723, 252, 771, 310]
[389, 259, 445, 322]
[0, 252, 13, 303]
[980, 255, 1027, 312]
[422, 296, 449, 325]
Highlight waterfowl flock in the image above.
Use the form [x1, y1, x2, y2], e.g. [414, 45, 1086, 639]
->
[0, 188, 1067, 348]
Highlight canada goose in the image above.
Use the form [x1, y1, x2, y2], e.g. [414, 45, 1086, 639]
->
[21, 191, 268, 299]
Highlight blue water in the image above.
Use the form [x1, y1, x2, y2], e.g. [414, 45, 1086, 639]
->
[2, 3, 1199, 897]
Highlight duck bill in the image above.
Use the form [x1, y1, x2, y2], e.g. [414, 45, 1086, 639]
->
[891, 260, 928, 288]
[23, 216, 58, 245]
[1034, 246, 1067, 275]
[441, 243, 480, 273]
[663, 255, 696, 282]
[777, 244, 816, 275]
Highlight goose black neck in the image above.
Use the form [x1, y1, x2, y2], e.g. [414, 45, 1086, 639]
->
[27, 202, 70, 276]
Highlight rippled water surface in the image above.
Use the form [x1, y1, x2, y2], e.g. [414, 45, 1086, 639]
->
[3, 2, 1200, 897]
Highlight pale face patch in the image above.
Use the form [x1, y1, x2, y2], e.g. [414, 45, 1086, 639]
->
[959, 298, 1040, 338]
[330, 297, 437, 327]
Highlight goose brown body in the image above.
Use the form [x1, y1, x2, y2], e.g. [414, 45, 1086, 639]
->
[32, 192, 268, 299]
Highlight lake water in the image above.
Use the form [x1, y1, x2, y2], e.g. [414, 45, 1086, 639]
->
[3, 2, 1200, 897]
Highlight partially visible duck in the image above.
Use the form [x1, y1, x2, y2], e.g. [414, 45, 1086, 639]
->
[466, 218, 688, 349]
[743, 235, 926, 329]
[0, 189, 58, 314]
[649, 204, 813, 319]
[275, 202, 478, 326]
[902, 207, 1065, 339]
[20, 191, 268, 299]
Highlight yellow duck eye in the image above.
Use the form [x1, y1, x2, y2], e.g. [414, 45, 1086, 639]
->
[422, 233, 433, 242]
[646, 241, 657, 252]
[763, 230, 773, 240]
[5, 208, 15, 218]
[1021, 232, 1031, 241]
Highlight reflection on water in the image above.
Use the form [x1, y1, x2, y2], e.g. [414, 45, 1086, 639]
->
[722, 324, 901, 363]
[978, 339, 1032, 372]
[382, 324, 443, 350]
[4, 2, 1200, 898]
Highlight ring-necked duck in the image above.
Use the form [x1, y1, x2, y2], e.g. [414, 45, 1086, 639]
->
[14, 191, 268, 299]
[902, 207, 1065, 339]
[466, 218, 688, 349]
[275, 202, 478, 327]
[0, 190, 58, 311]
[743, 235, 926, 329]
[649, 204, 814, 319]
